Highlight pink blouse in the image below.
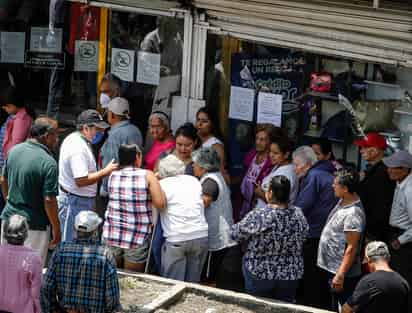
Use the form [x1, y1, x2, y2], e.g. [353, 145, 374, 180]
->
[3, 108, 33, 159]
[0, 244, 42, 313]
[145, 139, 175, 171]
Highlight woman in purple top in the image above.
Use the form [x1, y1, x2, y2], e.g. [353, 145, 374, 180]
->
[0, 214, 42, 313]
[238, 125, 286, 221]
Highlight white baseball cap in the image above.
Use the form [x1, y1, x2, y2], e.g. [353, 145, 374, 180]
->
[74, 211, 102, 233]
[108, 97, 130, 117]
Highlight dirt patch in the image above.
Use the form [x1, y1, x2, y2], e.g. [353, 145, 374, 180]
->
[119, 276, 169, 312]
[156, 292, 276, 313]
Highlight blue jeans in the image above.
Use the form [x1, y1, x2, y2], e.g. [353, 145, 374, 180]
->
[161, 237, 208, 283]
[243, 263, 298, 303]
[152, 221, 165, 273]
[58, 192, 95, 242]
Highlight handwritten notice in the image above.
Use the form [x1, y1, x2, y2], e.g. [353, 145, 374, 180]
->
[257, 92, 282, 126]
[229, 86, 255, 122]
[111, 48, 134, 82]
[0, 32, 25, 63]
[136, 51, 161, 85]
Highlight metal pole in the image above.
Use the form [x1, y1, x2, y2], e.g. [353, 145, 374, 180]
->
[373, 0, 380, 9]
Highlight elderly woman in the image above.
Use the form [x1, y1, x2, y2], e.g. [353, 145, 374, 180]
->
[292, 145, 337, 308]
[255, 136, 297, 208]
[157, 154, 209, 282]
[144, 111, 175, 171]
[192, 147, 236, 283]
[317, 167, 365, 312]
[0, 214, 42, 313]
[231, 175, 308, 302]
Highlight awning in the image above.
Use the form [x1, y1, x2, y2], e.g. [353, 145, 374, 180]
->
[193, 0, 412, 66]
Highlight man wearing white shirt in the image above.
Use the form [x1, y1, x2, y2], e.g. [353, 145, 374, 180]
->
[383, 150, 412, 312]
[58, 110, 118, 242]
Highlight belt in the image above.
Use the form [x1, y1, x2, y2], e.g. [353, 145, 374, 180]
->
[59, 185, 95, 199]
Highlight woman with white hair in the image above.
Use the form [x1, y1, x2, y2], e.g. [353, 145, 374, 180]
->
[144, 111, 175, 171]
[192, 147, 237, 284]
[292, 145, 337, 308]
[157, 154, 209, 283]
[0, 214, 42, 313]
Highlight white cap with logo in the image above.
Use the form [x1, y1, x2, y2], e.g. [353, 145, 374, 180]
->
[74, 211, 103, 233]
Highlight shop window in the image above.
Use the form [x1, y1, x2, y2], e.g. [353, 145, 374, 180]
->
[0, 1, 104, 123]
[108, 11, 184, 137]
[203, 34, 412, 175]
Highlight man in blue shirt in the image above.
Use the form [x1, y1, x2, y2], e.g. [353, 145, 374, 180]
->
[100, 97, 143, 198]
[41, 210, 120, 313]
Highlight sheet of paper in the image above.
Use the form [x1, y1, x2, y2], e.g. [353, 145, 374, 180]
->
[188, 99, 206, 124]
[171, 96, 188, 133]
[136, 51, 161, 85]
[0, 32, 25, 63]
[30, 27, 62, 53]
[74, 40, 99, 72]
[152, 75, 181, 116]
[257, 92, 282, 126]
[229, 86, 255, 121]
[111, 48, 134, 82]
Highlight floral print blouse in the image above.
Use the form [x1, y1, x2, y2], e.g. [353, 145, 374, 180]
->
[231, 205, 309, 281]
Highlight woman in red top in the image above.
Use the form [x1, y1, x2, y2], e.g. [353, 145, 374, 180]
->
[1, 86, 34, 159]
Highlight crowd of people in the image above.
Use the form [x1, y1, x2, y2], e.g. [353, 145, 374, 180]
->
[0, 77, 411, 313]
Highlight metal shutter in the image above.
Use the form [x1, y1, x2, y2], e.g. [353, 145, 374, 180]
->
[193, 0, 412, 66]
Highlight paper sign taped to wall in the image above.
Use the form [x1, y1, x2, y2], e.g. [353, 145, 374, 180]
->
[229, 86, 255, 121]
[136, 51, 161, 85]
[257, 92, 282, 126]
[74, 40, 99, 72]
[111, 48, 134, 82]
[0, 32, 25, 63]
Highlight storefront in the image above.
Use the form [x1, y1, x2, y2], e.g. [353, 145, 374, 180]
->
[192, 0, 412, 174]
[0, 0, 411, 171]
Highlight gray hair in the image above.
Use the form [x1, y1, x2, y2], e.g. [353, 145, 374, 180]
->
[292, 146, 318, 166]
[158, 154, 186, 178]
[192, 147, 221, 172]
[149, 112, 170, 131]
[4, 214, 29, 245]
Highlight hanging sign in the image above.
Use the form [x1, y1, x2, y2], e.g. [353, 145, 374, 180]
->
[25, 51, 65, 69]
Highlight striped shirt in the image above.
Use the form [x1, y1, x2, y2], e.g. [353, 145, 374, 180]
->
[103, 167, 152, 249]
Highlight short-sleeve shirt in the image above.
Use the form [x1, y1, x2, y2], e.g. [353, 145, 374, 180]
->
[317, 200, 365, 277]
[59, 132, 97, 197]
[347, 270, 410, 313]
[1, 140, 58, 230]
